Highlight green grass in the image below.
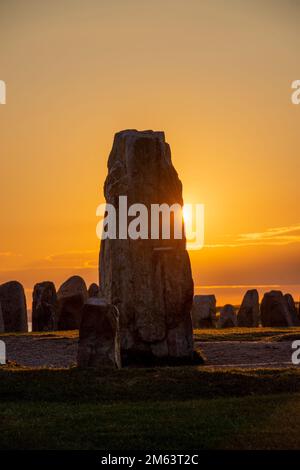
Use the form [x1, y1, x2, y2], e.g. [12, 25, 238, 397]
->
[1, 393, 300, 449]
[1, 366, 300, 449]
[194, 327, 300, 342]
[2, 366, 300, 403]
[3, 326, 300, 343]
[2, 328, 300, 449]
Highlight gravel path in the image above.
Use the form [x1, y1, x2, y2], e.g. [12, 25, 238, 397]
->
[197, 341, 296, 368]
[0, 335, 297, 369]
[0, 335, 78, 368]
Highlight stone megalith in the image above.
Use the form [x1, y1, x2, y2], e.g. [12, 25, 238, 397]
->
[0, 303, 4, 333]
[88, 283, 100, 298]
[261, 290, 296, 327]
[218, 304, 237, 328]
[57, 276, 88, 330]
[191, 295, 216, 328]
[237, 289, 259, 327]
[32, 281, 58, 331]
[77, 298, 121, 369]
[284, 294, 300, 326]
[99, 130, 194, 364]
[0, 281, 28, 332]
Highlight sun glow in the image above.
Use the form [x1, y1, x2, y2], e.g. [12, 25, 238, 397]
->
[182, 205, 191, 227]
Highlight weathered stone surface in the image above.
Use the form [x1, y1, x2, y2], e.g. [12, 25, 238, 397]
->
[191, 295, 216, 328]
[284, 294, 300, 326]
[88, 283, 100, 298]
[261, 290, 297, 327]
[77, 298, 121, 369]
[99, 130, 194, 364]
[32, 281, 58, 332]
[57, 276, 88, 330]
[0, 303, 4, 333]
[218, 304, 237, 328]
[0, 281, 28, 332]
[237, 289, 259, 327]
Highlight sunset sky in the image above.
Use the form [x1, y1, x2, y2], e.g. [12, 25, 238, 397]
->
[0, 0, 299, 307]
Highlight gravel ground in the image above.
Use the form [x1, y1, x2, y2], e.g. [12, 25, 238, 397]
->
[197, 340, 296, 368]
[0, 335, 297, 369]
[0, 335, 78, 368]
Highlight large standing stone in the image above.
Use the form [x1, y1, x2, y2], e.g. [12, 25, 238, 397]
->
[0, 281, 28, 332]
[99, 130, 194, 364]
[261, 290, 297, 327]
[77, 298, 121, 369]
[0, 303, 4, 333]
[191, 295, 216, 328]
[218, 304, 237, 328]
[57, 276, 88, 330]
[237, 289, 259, 327]
[284, 294, 300, 326]
[32, 281, 58, 331]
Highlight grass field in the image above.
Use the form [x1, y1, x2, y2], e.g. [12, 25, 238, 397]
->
[1, 327, 300, 449]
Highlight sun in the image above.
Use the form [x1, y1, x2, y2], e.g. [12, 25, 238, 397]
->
[182, 205, 191, 227]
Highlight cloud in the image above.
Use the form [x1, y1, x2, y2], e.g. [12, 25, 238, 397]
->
[237, 223, 300, 246]
[204, 224, 300, 248]
[0, 252, 22, 257]
[37, 250, 98, 269]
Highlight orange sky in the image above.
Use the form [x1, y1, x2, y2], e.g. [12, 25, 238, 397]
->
[0, 0, 299, 308]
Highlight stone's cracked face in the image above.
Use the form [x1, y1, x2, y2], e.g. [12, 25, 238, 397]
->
[99, 130, 194, 364]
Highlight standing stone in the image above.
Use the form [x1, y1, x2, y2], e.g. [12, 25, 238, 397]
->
[0, 303, 4, 333]
[284, 293, 300, 326]
[261, 290, 297, 327]
[237, 289, 259, 327]
[191, 295, 216, 328]
[0, 281, 28, 332]
[77, 298, 121, 369]
[32, 281, 58, 331]
[88, 283, 100, 298]
[218, 304, 237, 328]
[57, 276, 88, 330]
[99, 130, 194, 364]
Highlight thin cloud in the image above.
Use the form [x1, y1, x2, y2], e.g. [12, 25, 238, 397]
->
[26, 250, 98, 270]
[204, 224, 300, 248]
[0, 252, 22, 257]
[237, 223, 300, 245]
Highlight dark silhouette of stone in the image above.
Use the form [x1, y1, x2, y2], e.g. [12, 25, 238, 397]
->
[0, 303, 4, 333]
[261, 290, 297, 327]
[284, 293, 300, 326]
[237, 289, 259, 327]
[77, 298, 121, 369]
[99, 130, 194, 364]
[191, 295, 216, 328]
[218, 304, 237, 328]
[32, 281, 58, 331]
[88, 283, 100, 298]
[57, 276, 88, 330]
[0, 281, 28, 332]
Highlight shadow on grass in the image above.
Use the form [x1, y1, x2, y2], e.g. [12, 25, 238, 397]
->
[1, 365, 300, 403]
